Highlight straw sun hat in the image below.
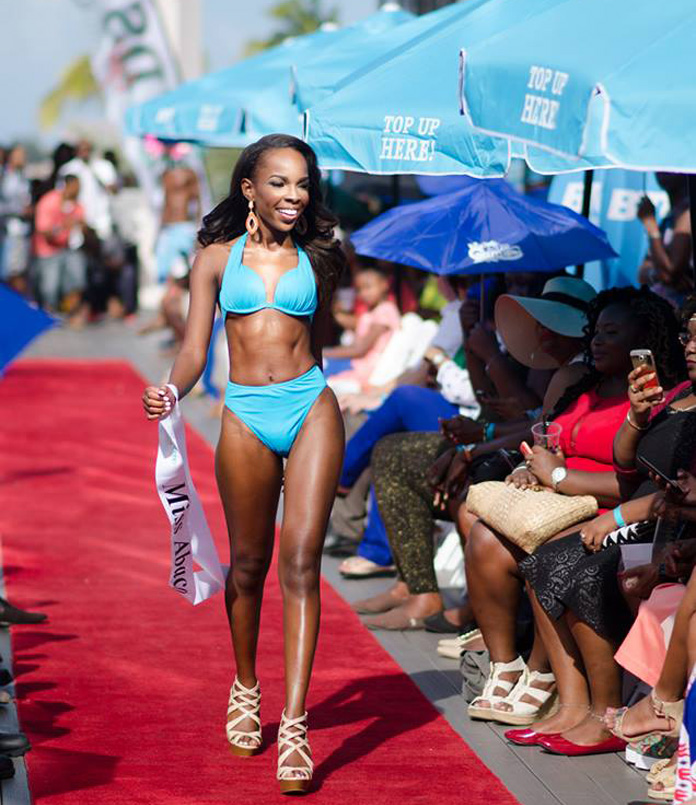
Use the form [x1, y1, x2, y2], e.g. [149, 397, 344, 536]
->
[495, 276, 597, 369]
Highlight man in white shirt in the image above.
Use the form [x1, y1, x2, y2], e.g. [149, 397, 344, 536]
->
[58, 140, 119, 317]
[59, 139, 117, 241]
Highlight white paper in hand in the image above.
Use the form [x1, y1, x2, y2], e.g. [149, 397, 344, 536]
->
[155, 388, 228, 604]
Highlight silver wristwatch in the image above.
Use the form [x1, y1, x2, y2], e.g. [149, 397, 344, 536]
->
[551, 466, 568, 492]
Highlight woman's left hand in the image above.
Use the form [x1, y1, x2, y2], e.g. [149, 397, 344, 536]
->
[637, 195, 657, 223]
[466, 323, 499, 362]
[579, 512, 617, 553]
[526, 445, 566, 487]
[441, 450, 471, 503]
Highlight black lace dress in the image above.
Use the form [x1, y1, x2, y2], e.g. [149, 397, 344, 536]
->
[519, 385, 696, 642]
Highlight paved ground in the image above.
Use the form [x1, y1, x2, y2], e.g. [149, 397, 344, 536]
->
[11, 316, 652, 805]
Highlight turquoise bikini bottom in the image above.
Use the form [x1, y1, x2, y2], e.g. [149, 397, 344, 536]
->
[224, 364, 327, 457]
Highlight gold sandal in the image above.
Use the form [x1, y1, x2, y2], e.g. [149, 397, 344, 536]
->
[646, 754, 676, 802]
[226, 677, 262, 756]
[277, 710, 313, 795]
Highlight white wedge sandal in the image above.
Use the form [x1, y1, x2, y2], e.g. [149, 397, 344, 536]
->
[488, 668, 558, 726]
[277, 710, 313, 795]
[468, 656, 526, 721]
[226, 677, 262, 756]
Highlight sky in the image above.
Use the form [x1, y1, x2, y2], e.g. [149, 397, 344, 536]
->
[0, 0, 378, 147]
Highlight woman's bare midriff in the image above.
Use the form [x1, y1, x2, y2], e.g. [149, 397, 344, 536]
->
[225, 310, 316, 385]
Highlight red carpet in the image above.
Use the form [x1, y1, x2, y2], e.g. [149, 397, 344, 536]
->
[0, 359, 520, 804]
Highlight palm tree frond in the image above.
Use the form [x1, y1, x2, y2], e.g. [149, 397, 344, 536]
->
[39, 55, 100, 130]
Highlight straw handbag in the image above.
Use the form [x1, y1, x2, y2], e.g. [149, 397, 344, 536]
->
[466, 481, 598, 553]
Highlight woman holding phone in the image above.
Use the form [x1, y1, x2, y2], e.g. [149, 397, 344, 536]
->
[463, 287, 685, 739]
[512, 297, 694, 756]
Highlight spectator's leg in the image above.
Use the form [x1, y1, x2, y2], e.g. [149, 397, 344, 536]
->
[512, 587, 591, 734]
[361, 433, 447, 627]
[465, 519, 525, 663]
[328, 411, 369, 545]
[119, 243, 139, 315]
[36, 254, 62, 312]
[63, 248, 89, 325]
[606, 572, 696, 739]
[354, 486, 395, 568]
[556, 613, 622, 744]
[464, 521, 538, 713]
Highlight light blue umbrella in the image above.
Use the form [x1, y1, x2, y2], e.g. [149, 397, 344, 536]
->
[293, 4, 417, 113]
[124, 7, 413, 147]
[304, 0, 607, 177]
[350, 180, 616, 275]
[124, 27, 335, 145]
[460, 0, 696, 172]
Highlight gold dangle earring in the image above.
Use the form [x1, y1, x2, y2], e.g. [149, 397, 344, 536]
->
[295, 213, 308, 236]
[245, 199, 259, 238]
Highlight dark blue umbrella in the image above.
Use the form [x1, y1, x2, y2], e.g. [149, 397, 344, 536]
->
[350, 179, 616, 275]
[0, 285, 57, 374]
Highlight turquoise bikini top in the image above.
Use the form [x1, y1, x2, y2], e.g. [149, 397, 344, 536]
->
[219, 233, 317, 318]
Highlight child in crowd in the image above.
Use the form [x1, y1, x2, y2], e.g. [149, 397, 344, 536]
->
[324, 265, 401, 398]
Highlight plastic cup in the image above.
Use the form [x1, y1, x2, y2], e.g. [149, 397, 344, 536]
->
[531, 421, 562, 453]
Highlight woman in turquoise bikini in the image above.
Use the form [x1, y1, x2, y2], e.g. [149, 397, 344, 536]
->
[143, 135, 345, 794]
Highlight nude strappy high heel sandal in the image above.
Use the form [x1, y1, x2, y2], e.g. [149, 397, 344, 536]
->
[277, 710, 313, 795]
[226, 677, 262, 756]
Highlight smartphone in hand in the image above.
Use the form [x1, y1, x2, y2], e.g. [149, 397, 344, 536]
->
[637, 454, 681, 493]
[630, 349, 659, 390]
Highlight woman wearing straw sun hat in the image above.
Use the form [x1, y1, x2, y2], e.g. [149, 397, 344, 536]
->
[495, 276, 598, 371]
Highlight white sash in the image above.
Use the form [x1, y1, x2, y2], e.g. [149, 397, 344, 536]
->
[155, 385, 228, 604]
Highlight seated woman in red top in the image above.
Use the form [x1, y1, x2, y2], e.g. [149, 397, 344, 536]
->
[463, 287, 686, 734]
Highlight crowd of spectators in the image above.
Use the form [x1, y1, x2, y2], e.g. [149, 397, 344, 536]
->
[318, 179, 696, 802]
[0, 138, 140, 327]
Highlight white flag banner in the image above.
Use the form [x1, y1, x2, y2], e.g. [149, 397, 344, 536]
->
[91, 0, 180, 124]
[91, 0, 180, 207]
[156, 389, 228, 605]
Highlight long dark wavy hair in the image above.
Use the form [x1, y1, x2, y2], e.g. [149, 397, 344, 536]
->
[549, 285, 686, 420]
[198, 134, 344, 306]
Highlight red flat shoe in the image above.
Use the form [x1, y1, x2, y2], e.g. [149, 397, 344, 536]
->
[505, 728, 560, 746]
[538, 733, 627, 756]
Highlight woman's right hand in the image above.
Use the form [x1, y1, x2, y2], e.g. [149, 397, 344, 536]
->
[627, 366, 664, 428]
[143, 385, 175, 420]
[579, 511, 618, 553]
[505, 467, 538, 489]
[439, 415, 483, 445]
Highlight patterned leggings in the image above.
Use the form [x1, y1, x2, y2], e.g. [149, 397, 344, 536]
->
[372, 431, 448, 595]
